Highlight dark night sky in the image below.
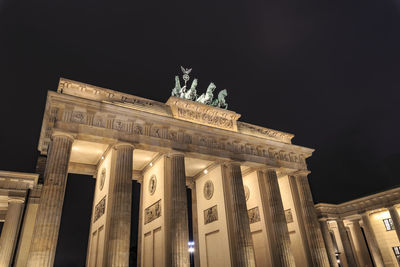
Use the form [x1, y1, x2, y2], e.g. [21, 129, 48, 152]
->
[1, 0, 400, 265]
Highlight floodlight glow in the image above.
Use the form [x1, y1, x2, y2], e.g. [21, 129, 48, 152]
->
[188, 241, 195, 253]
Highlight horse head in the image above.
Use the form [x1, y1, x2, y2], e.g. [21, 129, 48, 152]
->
[206, 83, 216, 94]
[218, 89, 227, 100]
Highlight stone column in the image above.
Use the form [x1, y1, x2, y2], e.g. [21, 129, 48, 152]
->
[165, 153, 189, 267]
[136, 180, 143, 267]
[319, 219, 338, 267]
[189, 182, 201, 267]
[295, 173, 330, 267]
[0, 198, 25, 267]
[349, 219, 373, 267]
[336, 219, 357, 267]
[388, 206, 400, 242]
[222, 162, 256, 267]
[106, 143, 134, 266]
[27, 133, 74, 267]
[361, 213, 384, 267]
[258, 169, 295, 267]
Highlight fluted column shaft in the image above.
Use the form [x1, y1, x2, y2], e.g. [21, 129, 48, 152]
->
[190, 183, 201, 267]
[350, 220, 373, 267]
[166, 153, 189, 266]
[259, 170, 295, 267]
[336, 219, 357, 267]
[295, 174, 330, 267]
[361, 213, 384, 267]
[0, 199, 25, 267]
[223, 163, 255, 267]
[319, 220, 338, 267]
[27, 133, 74, 267]
[106, 144, 133, 266]
[388, 206, 400, 242]
[136, 180, 143, 267]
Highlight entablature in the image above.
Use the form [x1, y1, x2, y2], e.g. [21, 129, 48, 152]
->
[315, 186, 400, 219]
[58, 78, 294, 143]
[38, 79, 314, 172]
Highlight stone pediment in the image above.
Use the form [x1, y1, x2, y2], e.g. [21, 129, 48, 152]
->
[166, 96, 241, 132]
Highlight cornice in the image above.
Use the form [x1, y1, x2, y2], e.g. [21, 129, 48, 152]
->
[56, 78, 303, 146]
[0, 170, 39, 190]
[315, 186, 400, 219]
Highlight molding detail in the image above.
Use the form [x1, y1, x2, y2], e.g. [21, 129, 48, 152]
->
[315, 186, 400, 219]
[237, 122, 294, 144]
[166, 96, 240, 131]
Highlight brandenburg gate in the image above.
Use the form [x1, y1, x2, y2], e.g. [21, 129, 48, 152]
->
[0, 70, 332, 267]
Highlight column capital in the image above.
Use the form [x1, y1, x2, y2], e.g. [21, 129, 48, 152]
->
[357, 210, 369, 216]
[256, 166, 277, 173]
[384, 204, 399, 210]
[112, 142, 135, 150]
[51, 131, 74, 141]
[8, 197, 25, 204]
[166, 150, 185, 157]
[292, 170, 311, 176]
[350, 218, 361, 224]
[222, 160, 243, 168]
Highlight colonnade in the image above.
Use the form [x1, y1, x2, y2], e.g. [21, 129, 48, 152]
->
[319, 204, 400, 267]
[0, 132, 331, 267]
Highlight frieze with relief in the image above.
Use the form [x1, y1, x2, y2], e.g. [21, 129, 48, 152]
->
[144, 200, 161, 224]
[204, 205, 218, 224]
[48, 107, 308, 168]
[94, 196, 106, 222]
[39, 96, 309, 170]
[248, 207, 260, 224]
[285, 209, 294, 223]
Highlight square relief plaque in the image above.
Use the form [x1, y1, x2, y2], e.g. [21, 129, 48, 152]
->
[94, 196, 106, 222]
[285, 209, 294, 223]
[144, 199, 161, 224]
[248, 207, 260, 224]
[204, 205, 218, 225]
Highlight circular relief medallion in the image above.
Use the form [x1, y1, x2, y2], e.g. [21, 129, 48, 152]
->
[149, 175, 157, 195]
[244, 185, 250, 201]
[203, 180, 214, 200]
[99, 168, 106, 191]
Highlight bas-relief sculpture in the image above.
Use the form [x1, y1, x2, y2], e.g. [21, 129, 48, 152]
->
[148, 175, 157, 195]
[248, 207, 260, 224]
[40, 78, 310, 173]
[203, 180, 214, 200]
[285, 209, 294, 223]
[99, 168, 106, 191]
[144, 199, 161, 224]
[171, 66, 228, 109]
[204, 205, 218, 224]
[94, 196, 106, 222]
[244, 185, 250, 201]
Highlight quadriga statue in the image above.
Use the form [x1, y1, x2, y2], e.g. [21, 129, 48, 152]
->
[196, 82, 216, 105]
[211, 89, 228, 109]
[171, 76, 182, 97]
[171, 66, 229, 109]
[183, 79, 198, 100]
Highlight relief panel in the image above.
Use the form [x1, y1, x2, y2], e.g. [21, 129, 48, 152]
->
[144, 199, 161, 224]
[204, 205, 218, 224]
